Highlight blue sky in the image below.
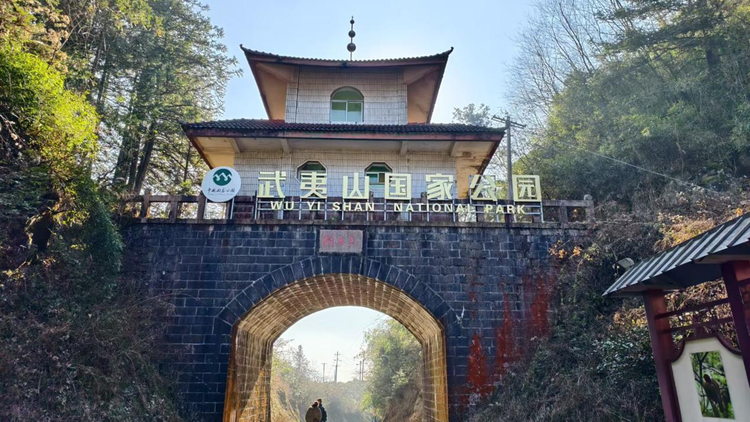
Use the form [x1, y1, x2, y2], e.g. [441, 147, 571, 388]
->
[204, 0, 533, 123]
[202, 0, 534, 381]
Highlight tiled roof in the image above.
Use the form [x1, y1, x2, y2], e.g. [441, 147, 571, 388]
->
[240, 46, 454, 64]
[181, 119, 505, 134]
[604, 212, 750, 296]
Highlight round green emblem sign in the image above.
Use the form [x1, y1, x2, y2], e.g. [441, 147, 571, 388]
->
[201, 167, 241, 202]
[213, 168, 233, 186]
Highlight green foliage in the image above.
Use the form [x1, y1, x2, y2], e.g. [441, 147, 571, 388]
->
[0, 0, 70, 67]
[516, 0, 750, 203]
[0, 41, 98, 182]
[474, 212, 664, 421]
[271, 340, 370, 422]
[474, 2, 750, 419]
[361, 319, 421, 418]
[0, 1, 187, 419]
[54, 0, 240, 193]
[271, 324, 423, 422]
[691, 351, 733, 418]
[64, 178, 124, 296]
[0, 118, 180, 422]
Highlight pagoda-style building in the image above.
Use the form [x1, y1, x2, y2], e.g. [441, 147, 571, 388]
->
[182, 46, 506, 203]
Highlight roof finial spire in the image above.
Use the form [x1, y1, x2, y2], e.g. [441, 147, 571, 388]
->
[347, 16, 356, 60]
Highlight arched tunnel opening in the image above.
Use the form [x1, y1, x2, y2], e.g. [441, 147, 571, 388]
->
[223, 273, 449, 422]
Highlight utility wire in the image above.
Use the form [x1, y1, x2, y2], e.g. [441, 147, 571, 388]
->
[502, 121, 718, 194]
[542, 136, 719, 194]
[343, 314, 388, 356]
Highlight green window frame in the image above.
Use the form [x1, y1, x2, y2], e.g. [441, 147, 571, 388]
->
[331, 88, 364, 123]
[297, 161, 327, 179]
[365, 162, 392, 186]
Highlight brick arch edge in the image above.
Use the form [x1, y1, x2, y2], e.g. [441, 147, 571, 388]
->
[214, 255, 461, 335]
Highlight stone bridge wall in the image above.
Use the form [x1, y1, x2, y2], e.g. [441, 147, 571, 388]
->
[122, 221, 590, 421]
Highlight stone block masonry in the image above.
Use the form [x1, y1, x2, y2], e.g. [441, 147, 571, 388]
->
[121, 221, 589, 421]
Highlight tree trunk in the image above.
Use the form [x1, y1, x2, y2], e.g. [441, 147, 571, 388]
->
[112, 73, 141, 185]
[133, 122, 157, 193]
[95, 57, 110, 114]
[113, 132, 133, 185]
[90, 29, 107, 95]
[126, 133, 141, 190]
[182, 144, 191, 184]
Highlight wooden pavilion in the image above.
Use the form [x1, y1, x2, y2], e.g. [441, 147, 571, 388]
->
[605, 212, 750, 422]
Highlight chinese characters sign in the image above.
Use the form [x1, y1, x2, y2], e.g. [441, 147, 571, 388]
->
[512, 175, 542, 202]
[254, 171, 542, 203]
[204, 168, 545, 217]
[200, 167, 241, 202]
[319, 230, 363, 254]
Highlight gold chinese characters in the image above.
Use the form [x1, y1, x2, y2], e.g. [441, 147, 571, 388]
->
[253, 171, 542, 202]
[258, 171, 286, 198]
[512, 175, 542, 202]
[385, 173, 412, 200]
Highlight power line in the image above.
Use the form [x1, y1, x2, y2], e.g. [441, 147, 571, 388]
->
[541, 135, 719, 194]
[488, 117, 718, 195]
[343, 314, 389, 356]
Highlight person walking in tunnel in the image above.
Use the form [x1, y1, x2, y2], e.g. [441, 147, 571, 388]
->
[305, 401, 322, 422]
[317, 398, 327, 422]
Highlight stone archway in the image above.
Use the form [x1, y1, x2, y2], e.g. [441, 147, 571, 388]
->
[220, 270, 450, 422]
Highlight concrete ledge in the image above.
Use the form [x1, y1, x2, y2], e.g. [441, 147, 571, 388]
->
[126, 217, 593, 230]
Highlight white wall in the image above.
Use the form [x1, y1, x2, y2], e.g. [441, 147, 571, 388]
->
[672, 337, 750, 421]
[234, 150, 455, 198]
[285, 66, 407, 125]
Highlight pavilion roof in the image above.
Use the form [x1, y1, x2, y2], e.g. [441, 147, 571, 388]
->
[240, 46, 454, 67]
[181, 119, 504, 174]
[604, 212, 750, 296]
[181, 119, 504, 135]
[241, 46, 453, 123]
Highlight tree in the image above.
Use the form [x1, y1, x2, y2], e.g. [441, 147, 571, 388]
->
[56, 0, 240, 194]
[452, 103, 493, 127]
[0, 2, 183, 419]
[273, 342, 318, 418]
[272, 340, 370, 422]
[361, 319, 421, 419]
[512, 0, 750, 203]
[507, 0, 615, 128]
[290, 345, 313, 415]
[452, 103, 513, 181]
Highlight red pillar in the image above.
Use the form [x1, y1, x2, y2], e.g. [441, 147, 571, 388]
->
[643, 289, 681, 422]
[721, 260, 750, 387]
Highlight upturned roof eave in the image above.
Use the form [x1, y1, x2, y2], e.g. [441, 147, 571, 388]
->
[180, 120, 505, 169]
[241, 45, 454, 68]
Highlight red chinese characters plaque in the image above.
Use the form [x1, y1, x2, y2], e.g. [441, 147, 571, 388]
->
[319, 230, 363, 254]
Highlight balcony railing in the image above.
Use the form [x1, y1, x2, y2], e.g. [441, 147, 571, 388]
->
[123, 191, 594, 225]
